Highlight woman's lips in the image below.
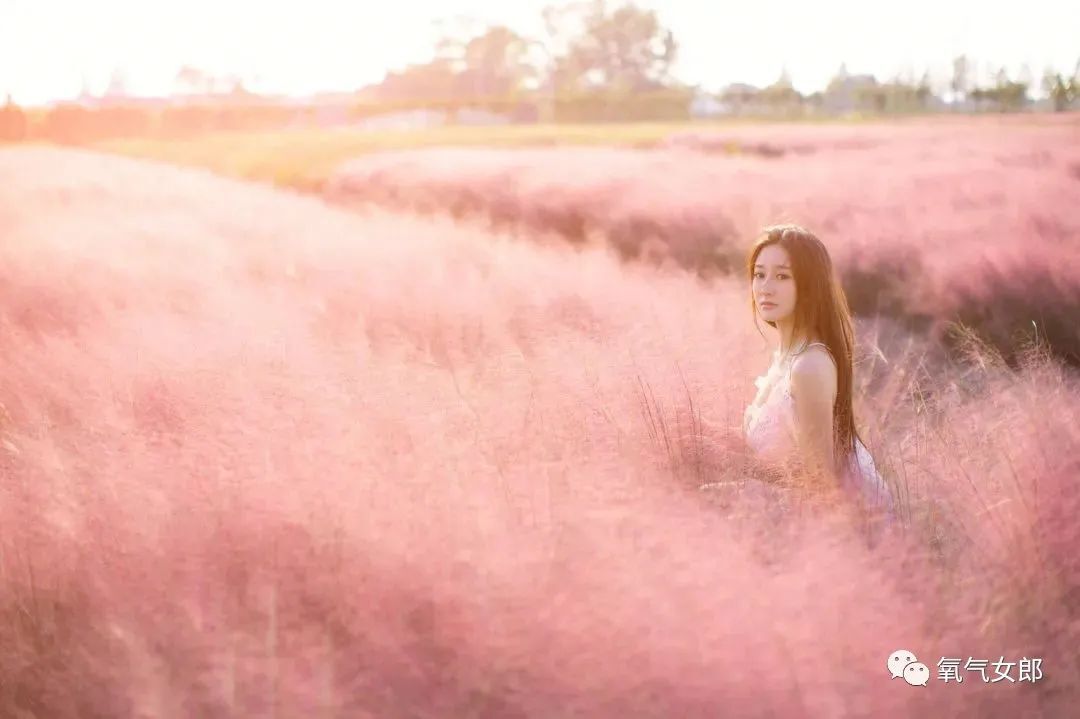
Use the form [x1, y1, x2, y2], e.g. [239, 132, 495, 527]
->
[760, 302, 776, 309]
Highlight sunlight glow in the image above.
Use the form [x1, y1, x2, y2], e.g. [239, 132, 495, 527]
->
[0, 0, 1075, 105]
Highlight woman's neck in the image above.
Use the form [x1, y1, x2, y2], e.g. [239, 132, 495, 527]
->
[776, 319, 812, 357]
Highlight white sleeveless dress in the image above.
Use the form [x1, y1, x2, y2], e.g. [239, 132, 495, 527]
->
[743, 343, 895, 516]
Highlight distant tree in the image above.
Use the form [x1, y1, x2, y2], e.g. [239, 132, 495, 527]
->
[824, 64, 852, 95]
[951, 55, 970, 106]
[105, 68, 129, 98]
[759, 67, 803, 115]
[439, 25, 538, 96]
[991, 67, 1027, 111]
[174, 66, 214, 96]
[39, 103, 96, 143]
[0, 95, 28, 141]
[719, 83, 760, 116]
[547, 0, 678, 93]
[1017, 63, 1034, 90]
[534, 1, 592, 101]
[540, 2, 593, 52]
[776, 65, 793, 88]
[1040, 66, 1057, 105]
[375, 58, 459, 100]
[214, 73, 252, 97]
[872, 74, 933, 114]
[854, 83, 887, 113]
[1041, 65, 1077, 112]
[370, 22, 538, 106]
[968, 67, 1027, 113]
[917, 70, 934, 106]
[995, 84, 1028, 111]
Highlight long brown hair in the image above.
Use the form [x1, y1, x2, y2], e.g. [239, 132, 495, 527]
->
[747, 224, 862, 472]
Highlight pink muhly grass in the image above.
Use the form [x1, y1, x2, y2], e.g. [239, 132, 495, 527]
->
[328, 116, 1080, 365]
[0, 146, 1076, 716]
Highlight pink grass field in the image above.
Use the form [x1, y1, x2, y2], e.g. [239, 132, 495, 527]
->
[0, 143, 1078, 717]
[327, 115, 1080, 366]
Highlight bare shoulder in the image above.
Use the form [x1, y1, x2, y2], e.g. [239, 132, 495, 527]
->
[790, 347, 837, 400]
[791, 345, 837, 377]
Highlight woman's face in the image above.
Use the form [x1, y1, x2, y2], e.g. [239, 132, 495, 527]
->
[752, 243, 797, 324]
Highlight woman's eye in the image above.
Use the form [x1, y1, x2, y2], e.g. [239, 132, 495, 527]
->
[777, 274, 789, 280]
[753, 272, 763, 279]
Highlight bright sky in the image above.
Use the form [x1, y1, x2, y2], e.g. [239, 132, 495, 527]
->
[1, 0, 1076, 105]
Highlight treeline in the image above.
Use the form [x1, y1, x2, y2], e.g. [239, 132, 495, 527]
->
[719, 58, 1079, 117]
[1, 0, 1077, 144]
[949, 55, 1079, 112]
[1, 99, 312, 144]
[0, 89, 702, 144]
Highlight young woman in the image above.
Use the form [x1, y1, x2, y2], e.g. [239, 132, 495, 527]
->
[742, 224, 894, 516]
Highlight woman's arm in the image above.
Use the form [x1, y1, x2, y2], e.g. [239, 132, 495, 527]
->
[789, 350, 839, 483]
